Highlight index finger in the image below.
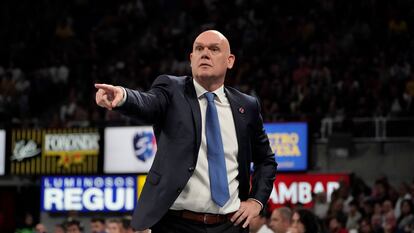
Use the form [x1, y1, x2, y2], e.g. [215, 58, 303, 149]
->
[95, 83, 116, 92]
[230, 208, 245, 224]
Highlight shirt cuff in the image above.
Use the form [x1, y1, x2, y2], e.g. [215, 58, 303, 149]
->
[248, 198, 263, 210]
[117, 86, 127, 107]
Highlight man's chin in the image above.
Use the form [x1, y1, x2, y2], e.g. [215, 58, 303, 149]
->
[198, 74, 215, 79]
[194, 71, 216, 79]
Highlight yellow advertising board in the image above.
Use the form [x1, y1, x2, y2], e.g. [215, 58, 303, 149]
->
[10, 128, 100, 174]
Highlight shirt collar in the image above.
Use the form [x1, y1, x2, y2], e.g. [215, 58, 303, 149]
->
[193, 78, 225, 103]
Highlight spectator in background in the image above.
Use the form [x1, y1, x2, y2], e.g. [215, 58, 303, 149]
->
[327, 198, 347, 228]
[337, 183, 353, 214]
[395, 183, 412, 218]
[328, 215, 348, 233]
[106, 219, 122, 233]
[371, 179, 390, 203]
[361, 199, 374, 220]
[268, 207, 292, 233]
[382, 199, 397, 232]
[288, 208, 320, 233]
[90, 218, 106, 233]
[313, 192, 329, 220]
[249, 209, 273, 233]
[34, 223, 47, 233]
[371, 202, 383, 232]
[15, 212, 35, 233]
[346, 200, 362, 231]
[53, 224, 65, 233]
[358, 217, 374, 233]
[396, 199, 414, 233]
[66, 220, 83, 233]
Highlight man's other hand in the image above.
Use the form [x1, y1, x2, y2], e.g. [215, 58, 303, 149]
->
[230, 199, 262, 228]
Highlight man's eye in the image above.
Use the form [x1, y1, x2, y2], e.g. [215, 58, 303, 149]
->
[196, 46, 203, 51]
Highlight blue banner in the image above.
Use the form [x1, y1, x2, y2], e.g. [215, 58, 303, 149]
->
[264, 123, 308, 171]
[41, 176, 137, 212]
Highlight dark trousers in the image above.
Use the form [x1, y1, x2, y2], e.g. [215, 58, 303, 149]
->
[151, 212, 249, 233]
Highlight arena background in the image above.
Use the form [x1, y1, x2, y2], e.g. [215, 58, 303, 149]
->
[0, 0, 413, 232]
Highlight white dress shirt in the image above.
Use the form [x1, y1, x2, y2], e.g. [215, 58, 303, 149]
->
[170, 79, 240, 214]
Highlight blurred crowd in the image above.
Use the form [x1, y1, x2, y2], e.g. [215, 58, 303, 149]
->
[255, 174, 414, 233]
[252, 174, 414, 233]
[15, 215, 149, 233]
[1, 0, 414, 135]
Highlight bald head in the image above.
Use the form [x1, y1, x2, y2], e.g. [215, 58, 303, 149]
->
[190, 30, 235, 91]
[194, 30, 231, 54]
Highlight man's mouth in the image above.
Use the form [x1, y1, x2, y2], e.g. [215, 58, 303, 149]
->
[199, 63, 212, 67]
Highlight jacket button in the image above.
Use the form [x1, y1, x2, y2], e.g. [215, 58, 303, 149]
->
[188, 167, 195, 172]
[177, 188, 182, 193]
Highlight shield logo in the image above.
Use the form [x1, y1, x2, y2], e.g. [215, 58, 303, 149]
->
[133, 131, 155, 162]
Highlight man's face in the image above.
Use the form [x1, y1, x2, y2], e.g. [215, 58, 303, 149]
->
[190, 31, 234, 83]
[107, 222, 121, 233]
[91, 221, 105, 233]
[269, 209, 290, 233]
[66, 225, 81, 233]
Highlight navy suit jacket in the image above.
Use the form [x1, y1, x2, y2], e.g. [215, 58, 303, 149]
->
[117, 75, 277, 230]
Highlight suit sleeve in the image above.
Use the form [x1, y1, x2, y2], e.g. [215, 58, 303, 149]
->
[115, 75, 172, 124]
[249, 98, 277, 205]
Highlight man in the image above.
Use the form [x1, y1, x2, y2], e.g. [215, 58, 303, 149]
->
[268, 207, 292, 233]
[90, 218, 106, 233]
[95, 30, 277, 233]
[66, 220, 83, 233]
[106, 219, 122, 233]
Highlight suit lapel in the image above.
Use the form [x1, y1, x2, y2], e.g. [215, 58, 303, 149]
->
[184, 78, 202, 152]
[225, 88, 247, 155]
[225, 87, 250, 192]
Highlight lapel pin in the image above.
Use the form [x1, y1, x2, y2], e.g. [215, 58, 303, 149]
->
[238, 107, 245, 114]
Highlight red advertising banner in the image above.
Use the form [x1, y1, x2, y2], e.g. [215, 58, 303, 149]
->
[267, 173, 349, 211]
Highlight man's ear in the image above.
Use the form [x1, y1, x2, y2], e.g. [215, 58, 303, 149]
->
[189, 53, 193, 67]
[227, 54, 235, 69]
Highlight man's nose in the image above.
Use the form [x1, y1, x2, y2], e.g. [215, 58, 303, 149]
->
[201, 54, 210, 60]
[200, 47, 211, 58]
